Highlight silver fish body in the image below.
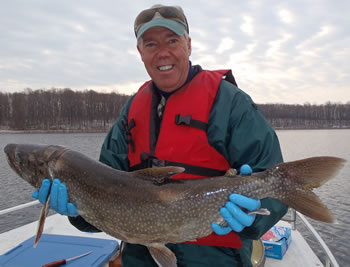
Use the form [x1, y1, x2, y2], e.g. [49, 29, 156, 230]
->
[4, 144, 345, 266]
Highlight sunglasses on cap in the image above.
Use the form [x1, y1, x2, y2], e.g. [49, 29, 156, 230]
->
[134, 5, 189, 36]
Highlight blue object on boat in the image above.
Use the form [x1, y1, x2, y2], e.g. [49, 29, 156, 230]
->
[0, 234, 119, 266]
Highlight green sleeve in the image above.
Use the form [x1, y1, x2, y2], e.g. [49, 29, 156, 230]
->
[208, 80, 288, 240]
[208, 80, 283, 171]
[99, 95, 135, 171]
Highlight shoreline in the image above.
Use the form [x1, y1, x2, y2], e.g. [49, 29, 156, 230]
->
[1, 127, 349, 134]
[273, 127, 350, 130]
[0, 129, 109, 134]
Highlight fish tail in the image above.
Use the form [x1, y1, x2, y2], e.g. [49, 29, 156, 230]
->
[275, 156, 346, 223]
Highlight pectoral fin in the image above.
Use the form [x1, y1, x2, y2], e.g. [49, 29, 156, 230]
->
[247, 208, 271, 216]
[214, 208, 271, 227]
[148, 244, 177, 267]
[34, 168, 55, 247]
[33, 195, 50, 247]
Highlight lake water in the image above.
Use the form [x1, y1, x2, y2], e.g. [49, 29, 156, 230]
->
[0, 130, 349, 266]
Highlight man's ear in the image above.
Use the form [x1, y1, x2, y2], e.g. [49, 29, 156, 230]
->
[187, 37, 192, 57]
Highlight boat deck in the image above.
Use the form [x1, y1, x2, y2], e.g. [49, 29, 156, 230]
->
[0, 214, 324, 266]
[265, 221, 323, 266]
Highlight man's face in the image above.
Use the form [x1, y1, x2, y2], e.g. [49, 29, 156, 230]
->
[137, 27, 191, 92]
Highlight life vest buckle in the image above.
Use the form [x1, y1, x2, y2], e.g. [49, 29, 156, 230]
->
[175, 114, 192, 126]
[175, 114, 208, 132]
[140, 152, 168, 168]
[151, 158, 167, 167]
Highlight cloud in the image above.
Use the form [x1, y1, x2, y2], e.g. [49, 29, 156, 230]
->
[216, 37, 235, 54]
[0, 0, 349, 104]
[278, 8, 295, 24]
[240, 15, 255, 36]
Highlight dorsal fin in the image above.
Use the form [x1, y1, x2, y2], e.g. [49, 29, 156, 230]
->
[132, 166, 185, 185]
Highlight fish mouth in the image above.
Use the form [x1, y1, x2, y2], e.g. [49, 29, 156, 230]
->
[4, 143, 32, 179]
[4, 143, 16, 157]
[4, 144, 18, 172]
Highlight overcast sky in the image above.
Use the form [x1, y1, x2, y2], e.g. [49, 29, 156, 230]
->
[1, 0, 349, 104]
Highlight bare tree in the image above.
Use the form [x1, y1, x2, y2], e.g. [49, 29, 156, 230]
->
[1, 88, 348, 131]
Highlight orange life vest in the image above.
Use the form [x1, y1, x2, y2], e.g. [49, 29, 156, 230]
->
[127, 69, 242, 248]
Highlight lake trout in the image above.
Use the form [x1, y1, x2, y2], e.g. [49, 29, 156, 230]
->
[4, 143, 346, 267]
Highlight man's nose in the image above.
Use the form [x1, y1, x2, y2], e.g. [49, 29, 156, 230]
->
[157, 44, 171, 57]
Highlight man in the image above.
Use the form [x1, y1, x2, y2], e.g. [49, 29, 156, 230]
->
[34, 5, 288, 266]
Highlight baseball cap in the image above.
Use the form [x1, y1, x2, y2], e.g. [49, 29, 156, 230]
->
[134, 5, 189, 39]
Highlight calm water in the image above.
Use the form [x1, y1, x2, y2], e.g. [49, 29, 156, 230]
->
[0, 130, 349, 266]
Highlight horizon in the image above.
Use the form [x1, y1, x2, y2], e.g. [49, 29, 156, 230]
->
[1, 87, 349, 105]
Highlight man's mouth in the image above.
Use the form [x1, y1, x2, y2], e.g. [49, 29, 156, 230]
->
[158, 65, 174, 71]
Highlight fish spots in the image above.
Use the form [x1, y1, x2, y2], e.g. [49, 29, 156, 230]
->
[8, 144, 341, 245]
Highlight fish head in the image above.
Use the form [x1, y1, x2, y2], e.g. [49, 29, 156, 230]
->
[4, 143, 66, 188]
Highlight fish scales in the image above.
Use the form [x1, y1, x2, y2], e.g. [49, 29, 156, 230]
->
[4, 143, 346, 267]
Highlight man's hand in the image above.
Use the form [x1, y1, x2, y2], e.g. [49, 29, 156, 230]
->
[239, 164, 252, 175]
[212, 164, 260, 235]
[212, 194, 261, 234]
[32, 178, 78, 216]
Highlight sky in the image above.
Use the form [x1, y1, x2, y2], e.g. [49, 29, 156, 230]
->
[1, 0, 349, 104]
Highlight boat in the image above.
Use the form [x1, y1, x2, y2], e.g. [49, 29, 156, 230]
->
[0, 201, 339, 267]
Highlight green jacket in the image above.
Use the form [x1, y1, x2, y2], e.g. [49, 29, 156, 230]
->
[70, 69, 288, 266]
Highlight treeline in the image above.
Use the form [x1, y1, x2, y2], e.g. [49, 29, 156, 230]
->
[260, 103, 350, 129]
[0, 88, 130, 131]
[0, 89, 350, 131]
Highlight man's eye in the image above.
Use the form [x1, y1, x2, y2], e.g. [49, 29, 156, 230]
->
[169, 39, 178, 44]
[145, 42, 156, 48]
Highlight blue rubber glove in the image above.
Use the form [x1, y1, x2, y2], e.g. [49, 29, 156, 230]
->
[240, 164, 253, 175]
[32, 178, 78, 216]
[212, 164, 260, 235]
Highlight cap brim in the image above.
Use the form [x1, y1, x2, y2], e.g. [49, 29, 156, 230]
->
[136, 18, 185, 39]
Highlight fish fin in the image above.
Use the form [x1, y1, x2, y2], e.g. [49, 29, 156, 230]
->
[219, 221, 229, 227]
[275, 156, 345, 223]
[33, 195, 50, 247]
[247, 208, 271, 216]
[34, 171, 54, 248]
[148, 244, 177, 267]
[288, 190, 335, 223]
[276, 156, 345, 187]
[133, 166, 185, 185]
[224, 168, 238, 177]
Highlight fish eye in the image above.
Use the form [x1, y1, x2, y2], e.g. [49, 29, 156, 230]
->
[15, 151, 27, 166]
[36, 157, 45, 166]
[15, 152, 22, 162]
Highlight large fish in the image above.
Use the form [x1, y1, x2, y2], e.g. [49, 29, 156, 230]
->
[4, 143, 345, 267]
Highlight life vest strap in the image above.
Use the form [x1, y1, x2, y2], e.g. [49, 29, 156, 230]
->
[165, 161, 226, 177]
[130, 153, 226, 177]
[122, 119, 136, 152]
[175, 114, 208, 132]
